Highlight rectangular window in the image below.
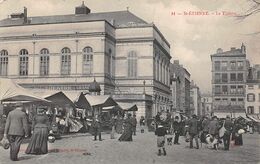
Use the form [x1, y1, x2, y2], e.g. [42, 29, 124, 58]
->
[247, 106, 254, 114]
[215, 85, 221, 94]
[222, 85, 228, 95]
[128, 51, 137, 78]
[238, 98, 244, 102]
[247, 94, 255, 102]
[215, 73, 221, 83]
[257, 71, 260, 79]
[237, 61, 243, 70]
[230, 85, 236, 94]
[221, 61, 228, 70]
[222, 73, 228, 83]
[215, 98, 221, 101]
[214, 61, 220, 71]
[237, 86, 244, 94]
[248, 85, 254, 89]
[237, 73, 244, 81]
[230, 61, 236, 70]
[231, 98, 236, 102]
[230, 73, 236, 81]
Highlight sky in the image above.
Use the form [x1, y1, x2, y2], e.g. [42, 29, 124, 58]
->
[0, 0, 259, 93]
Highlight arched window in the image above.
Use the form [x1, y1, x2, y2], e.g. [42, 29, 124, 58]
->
[82, 47, 93, 75]
[19, 49, 29, 76]
[247, 93, 255, 102]
[127, 51, 137, 77]
[0, 50, 8, 76]
[61, 47, 71, 75]
[40, 48, 50, 76]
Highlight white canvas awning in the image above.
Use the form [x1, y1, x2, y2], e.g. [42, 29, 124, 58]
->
[0, 78, 49, 103]
[84, 95, 118, 107]
[247, 114, 260, 123]
[117, 102, 138, 111]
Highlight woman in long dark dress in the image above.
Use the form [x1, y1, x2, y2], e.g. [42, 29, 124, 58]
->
[118, 114, 133, 141]
[232, 120, 243, 146]
[26, 108, 50, 155]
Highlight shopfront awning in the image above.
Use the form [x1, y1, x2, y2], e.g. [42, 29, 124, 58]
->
[0, 78, 49, 103]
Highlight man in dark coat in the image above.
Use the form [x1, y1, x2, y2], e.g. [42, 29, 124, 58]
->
[132, 114, 137, 135]
[4, 104, 29, 161]
[92, 115, 102, 141]
[173, 116, 181, 144]
[188, 114, 199, 149]
[223, 115, 233, 150]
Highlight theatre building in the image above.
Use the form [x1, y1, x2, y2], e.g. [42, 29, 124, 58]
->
[0, 3, 172, 119]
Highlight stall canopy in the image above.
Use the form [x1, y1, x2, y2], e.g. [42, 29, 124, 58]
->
[0, 78, 49, 102]
[74, 92, 91, 109]
[44, 91, 75, 107]
[117, 102, 138, 111]
[84, 95, 118, 108]
[247, 114, 260, 123]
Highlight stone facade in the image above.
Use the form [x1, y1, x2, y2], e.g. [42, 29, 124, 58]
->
[190, 81, 202, 116]
[211, 44, 249, 118]
[170, 60, 191, 115]
[246, 64, 260, 114]
[0, 4, 171, 119]
[201, 93, 213, 117]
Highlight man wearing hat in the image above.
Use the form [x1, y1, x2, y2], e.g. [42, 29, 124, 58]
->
[188, 114, 199, 149]
[4, 103, 29, 161]
[223, 115, 233, 150]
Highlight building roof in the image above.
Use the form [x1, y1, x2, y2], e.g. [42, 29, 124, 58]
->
[211, 49, 245, 58]
[0, 10, 148, 27]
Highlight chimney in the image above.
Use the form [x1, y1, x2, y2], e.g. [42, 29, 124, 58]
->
[241, 43, 246, 54]
[216, 48, 223, 53]
[23, 7, 27, 24]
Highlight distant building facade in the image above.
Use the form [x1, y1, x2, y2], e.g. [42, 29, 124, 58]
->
[246, 64, 260, 115]
[211, 44, 249, 118]
[0, 3, 171, 119]
[190, 81, 202, 116]
[170, 60, 191, 115]
[201, 93, 213, 117]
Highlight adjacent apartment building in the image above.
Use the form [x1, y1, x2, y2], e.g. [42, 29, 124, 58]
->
[190, 81, 202, 116]
[170, 60, 191, 116]
[246, 64, 260, 115]
[201, 93, 213, 117]
[211, 44, 249, 118]
[0, 3, 172, 119]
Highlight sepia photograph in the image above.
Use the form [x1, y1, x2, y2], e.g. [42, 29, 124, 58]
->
[0, 0, 259, 163]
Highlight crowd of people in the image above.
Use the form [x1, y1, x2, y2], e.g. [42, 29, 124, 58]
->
[0, 102, 257, 161]
[153, 111, 252, 156]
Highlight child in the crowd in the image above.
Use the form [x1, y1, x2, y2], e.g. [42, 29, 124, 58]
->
[155, 124, 167, 156]
[166, 130, 173, 145]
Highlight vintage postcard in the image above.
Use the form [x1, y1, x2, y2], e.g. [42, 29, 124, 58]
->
[0, 0, 259, 164]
